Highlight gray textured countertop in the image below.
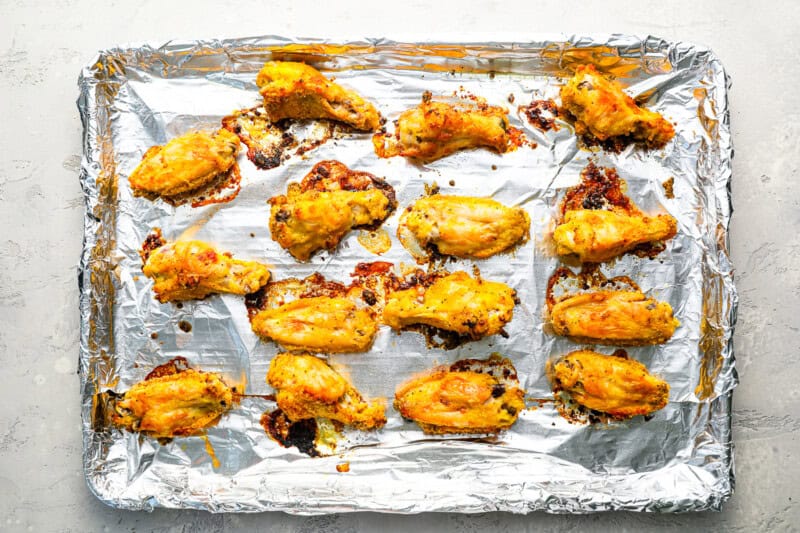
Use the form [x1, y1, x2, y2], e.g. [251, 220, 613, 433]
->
[1, 1, 797, 531]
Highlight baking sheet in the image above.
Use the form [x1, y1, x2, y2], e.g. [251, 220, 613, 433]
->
[77, 35, 736, 513]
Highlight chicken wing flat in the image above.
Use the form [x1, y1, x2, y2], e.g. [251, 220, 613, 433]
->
[560, 64, 674, 148]
[394, 355, 524, 434]
[547, 350, 669, 418]
[398, 194, 530, 262]
[269, 160, 397, 261]
[383, 271, 516, 341]
[128, 129, 241, 206]
[555, 210, 677, 263]
[247, 273, 379, 353]
[551, 290, 678, 345]
[547, 266, 679, 345]
[112, 358, 235, 439]
[553, 163, 677, 263]
[140, 229, 271, 303]
[256, 61, 381, 131]
[373, 97, 513, 161]
[268, 353, 386, 429]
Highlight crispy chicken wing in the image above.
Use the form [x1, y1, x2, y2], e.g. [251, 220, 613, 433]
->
[547, 350, 669, 418]
[256, 61, 381, 131]
[553, 163, 677, 263]
[394, 355, 524, 434]
[560, 64, 674, 148]
[555, 209, 677, 263]
[373, 97, 513, 161]
[112, 358, 235, 439]
[383, 271, 516, 340]
[269, 161, 396, 261]
[252, 297, 378, 353]
[398, 194, 530, 262]
[128, 129, 241, 204]
[550, 290, 679, 345]
[268, 353, 386, 429]
[140, 229, 271, 303]
[248, 274, 379, 353]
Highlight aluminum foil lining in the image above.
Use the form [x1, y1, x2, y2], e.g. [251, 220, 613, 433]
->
[77, 35, 736, 513]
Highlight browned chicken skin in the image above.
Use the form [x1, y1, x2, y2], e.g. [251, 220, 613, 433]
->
[140, 229, 271, 303]
[547, 266, 679, 345]
[553, 163, 677, 263]
[394, 355, 524, 434]
[268, 353, 386, 429]
[112, 358, 235, 439]
[269, 161, 396, 261]
[374, 97, 513, 161]
[383, 271, 516, 341]
[248, 273, 379, 354]
[550, 290, 679, 345]
[554, 209, 677, 263]
[547, 350, 669, 418]
[256, 61, 381, 131]
[560, 64, 675, 148]
[398, 194, 530, 262]
[252, 297, 378, 353]
[128, 129, 241, 205]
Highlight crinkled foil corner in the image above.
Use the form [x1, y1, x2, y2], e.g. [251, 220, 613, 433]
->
[77, 35, 736, 513]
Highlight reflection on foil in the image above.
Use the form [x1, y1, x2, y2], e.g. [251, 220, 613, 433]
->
[78, 36, 736, 513]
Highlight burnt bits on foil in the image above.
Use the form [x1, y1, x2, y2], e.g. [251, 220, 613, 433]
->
[77, 36, 736, 513]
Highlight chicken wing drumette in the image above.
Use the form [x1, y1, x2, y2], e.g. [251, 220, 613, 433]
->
[140, 229, 271, 303]
[560, 64, 674, 148]
[256, 61, 381, 131]
[111, 358, 236, 439]
[373, 96, 514, 161]
[553, 163, 677, 263]
[268, 353, 386, 429]
[269, 160, 397, 261]
[547, 349, 669, 418]
[248, 273, 379, 354]
[394, 355, 524, 434]
[128, 129, 241, 206]
[397, 194, 530, 262]
[383, 271, 516, 342]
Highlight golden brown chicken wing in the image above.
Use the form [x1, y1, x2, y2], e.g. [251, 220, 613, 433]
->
[269, 161, 397, 261]
[560, 64, 674, 148]
[547, 350, 669, 418]
[553, 163, 677, 263]
[550, 290, 678, 346]
[128, 129, 241, 206]
[247, 273, 379, 353]
[111, 358, 236, 439]
[555, 210, 677, 263]
[398, 194, 530, 262]
[383, 271, 516, 342]
[256, 61, 381, 131]
[268, 353, 386, 429]
[394, 355, 524, 434]
[373, 96, 513, 161]
[547, 266, 678, 345]
[140, 229, 271, 303]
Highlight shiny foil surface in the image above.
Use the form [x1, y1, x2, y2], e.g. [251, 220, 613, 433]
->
[77, 36, 736, 513]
